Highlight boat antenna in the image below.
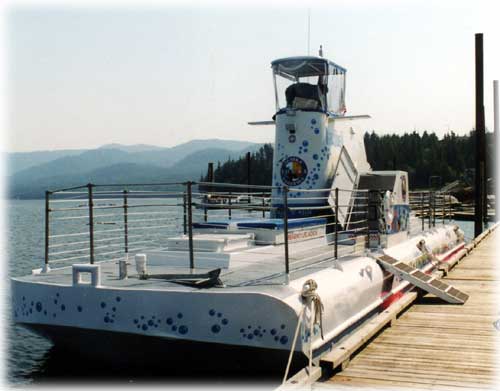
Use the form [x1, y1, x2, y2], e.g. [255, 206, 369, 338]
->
[319, 45, 323, 57]
[307, 8, 311, 55]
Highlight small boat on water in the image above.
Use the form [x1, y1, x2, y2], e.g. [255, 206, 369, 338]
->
[12, 54, 468, 374]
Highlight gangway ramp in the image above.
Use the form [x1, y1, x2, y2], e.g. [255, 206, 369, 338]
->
[375, 254, 469, 304]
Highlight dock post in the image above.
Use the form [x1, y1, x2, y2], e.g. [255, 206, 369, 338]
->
[123, 190, 129, 254]
[494, 80, 499, 222]
[228, 191, 232, 220]
[334, 188, 339, 258]
[475, 33, 486, 236]
[283, 186, 290, 276]
[187, 182, 194, 269]
[44, 190, 51, 267]
[87, 183, 95, 264]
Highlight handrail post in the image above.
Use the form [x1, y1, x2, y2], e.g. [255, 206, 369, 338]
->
[334, 187, 339, 258]
[442, 193, 445, 225]
[88, 183, 95, 264]
[44, 190, 51, 269]
[187, 182, 194, 269]
[262, 192, 266, 218]
[228, 191, 232, 220]
[420, 192, 424, 231]
[123, 190, 129, 254]
[448, 192, 452, 222]
[432, 191, 436, 227]
[364, 192, 369, 249]
[283, 186, 289, 276]
[183, 192, 187, 235]
[428, 190, 432, 229]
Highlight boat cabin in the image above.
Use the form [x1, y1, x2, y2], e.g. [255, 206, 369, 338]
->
[272, 56, 347, 115]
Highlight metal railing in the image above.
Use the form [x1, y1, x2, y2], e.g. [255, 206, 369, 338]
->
[408, 190, 455, 229]
[43, 181, 456, 282]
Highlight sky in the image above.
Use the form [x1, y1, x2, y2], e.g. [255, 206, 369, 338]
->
[3, 0, 500, 152]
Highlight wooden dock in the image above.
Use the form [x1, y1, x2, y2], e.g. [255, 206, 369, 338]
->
[314, 225, 499, 390]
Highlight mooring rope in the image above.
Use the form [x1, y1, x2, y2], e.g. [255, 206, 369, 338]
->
[281, 279, 324, 385]
[301, 279, 324, 340]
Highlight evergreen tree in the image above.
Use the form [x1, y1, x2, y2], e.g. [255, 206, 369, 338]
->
[205, 131, 494, 191]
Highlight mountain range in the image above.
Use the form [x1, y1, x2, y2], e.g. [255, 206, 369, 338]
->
[7, 139, 261, 199]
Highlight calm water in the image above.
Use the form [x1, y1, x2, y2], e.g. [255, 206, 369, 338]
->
[5, 199, 482, 385]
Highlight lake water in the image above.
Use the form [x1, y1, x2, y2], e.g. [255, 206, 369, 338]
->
[5, 199, 484, 385]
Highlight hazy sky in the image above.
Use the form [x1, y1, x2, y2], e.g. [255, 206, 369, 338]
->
[5, 0, 500, 152]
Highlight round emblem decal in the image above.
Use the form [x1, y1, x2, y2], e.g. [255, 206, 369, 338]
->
[281, 156, 308, 186]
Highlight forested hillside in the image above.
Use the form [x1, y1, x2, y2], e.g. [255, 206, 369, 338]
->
[202, 131, 494, 189]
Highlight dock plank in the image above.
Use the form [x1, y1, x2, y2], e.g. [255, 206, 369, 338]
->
[316, 225, 499, 390]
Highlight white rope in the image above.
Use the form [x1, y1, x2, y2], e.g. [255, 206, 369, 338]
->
[282, 306, 305, 385]
[281, 279, 324, 385]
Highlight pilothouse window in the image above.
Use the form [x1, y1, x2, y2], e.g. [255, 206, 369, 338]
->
[271, 57, 346, 115]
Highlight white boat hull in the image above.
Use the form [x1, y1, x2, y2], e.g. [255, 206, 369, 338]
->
[12, 225, 464, 366]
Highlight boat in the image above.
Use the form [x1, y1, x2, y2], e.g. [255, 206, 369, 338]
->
[11, 53, 467, 375]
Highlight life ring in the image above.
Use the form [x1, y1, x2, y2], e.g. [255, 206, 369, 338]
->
[383, 190, 394, 229]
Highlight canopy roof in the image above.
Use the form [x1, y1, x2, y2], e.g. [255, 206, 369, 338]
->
[271, 56, 346, 79]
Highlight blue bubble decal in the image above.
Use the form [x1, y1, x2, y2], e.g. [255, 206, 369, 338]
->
[211, 325, 221, 334]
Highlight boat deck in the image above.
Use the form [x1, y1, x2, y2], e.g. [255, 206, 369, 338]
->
[16, 237, 365, 291]
[316, 225, 499, 390]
